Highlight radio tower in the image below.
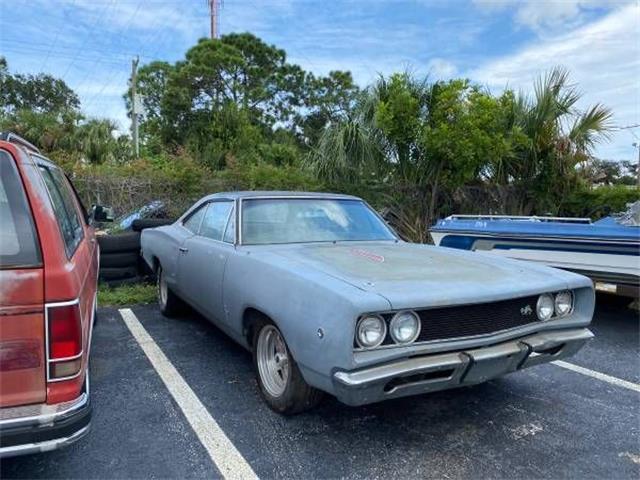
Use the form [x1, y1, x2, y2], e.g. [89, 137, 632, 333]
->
[208, 0, 223, 39]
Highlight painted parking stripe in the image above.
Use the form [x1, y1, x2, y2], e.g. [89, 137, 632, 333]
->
[119, 309, 258, 480]
[552, 360, 640, 393]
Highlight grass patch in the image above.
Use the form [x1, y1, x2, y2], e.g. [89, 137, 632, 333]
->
[98, 282, 156, 306]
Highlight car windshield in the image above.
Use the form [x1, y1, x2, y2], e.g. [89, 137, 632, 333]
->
[241, 198, 396, 245]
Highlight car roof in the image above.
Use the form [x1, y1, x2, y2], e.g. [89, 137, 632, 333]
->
[202, 191, 362, 201]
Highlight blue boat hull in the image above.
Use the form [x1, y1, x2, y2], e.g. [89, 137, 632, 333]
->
[430, 217, 640, 287]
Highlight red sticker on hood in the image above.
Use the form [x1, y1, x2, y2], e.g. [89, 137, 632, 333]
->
[350, 248, 385, 263]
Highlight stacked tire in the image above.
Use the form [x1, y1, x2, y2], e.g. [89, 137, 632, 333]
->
[98, 232, 143, 286]
[98, 219, 174, 286]
[131, 218, 173, 231]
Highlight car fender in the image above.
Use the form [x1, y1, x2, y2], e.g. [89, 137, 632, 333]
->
[222, 250, 390, 388]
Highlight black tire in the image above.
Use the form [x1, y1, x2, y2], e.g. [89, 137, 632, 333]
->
[98, 232, 141, 254]
[252, 320, 323, 415]
[131, 218, 174, 232]
[100, 251, 139, 268]
[99, 266, 138, 281]
[157, 265, 184, 317]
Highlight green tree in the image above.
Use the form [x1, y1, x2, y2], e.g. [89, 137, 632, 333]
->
[299, 70, 360, 145]
[124, 61, 173, 150]
[75, 118, 128, 165]
[159, 34, 305, 145]
[506, 67, 612, 214]
[307, 73, 513, 238]
[0, 57, 80, 115]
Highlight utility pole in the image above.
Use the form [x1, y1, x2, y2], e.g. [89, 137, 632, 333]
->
[130, 56, 140, 158]
[208, 0, 222, 39]
[633, 142, 640, 187]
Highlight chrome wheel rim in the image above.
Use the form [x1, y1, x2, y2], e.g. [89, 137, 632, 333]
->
[256, 325, 290, 397]
[158, 269, 168, 307]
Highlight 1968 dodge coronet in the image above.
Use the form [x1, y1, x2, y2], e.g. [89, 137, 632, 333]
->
[141, 192, 595, 414]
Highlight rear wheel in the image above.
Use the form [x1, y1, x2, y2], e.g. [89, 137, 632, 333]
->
[253, 321, 323, 414]
[157, 265, 183, 317]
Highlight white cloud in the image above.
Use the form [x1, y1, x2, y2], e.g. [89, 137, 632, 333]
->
[472, 0, 633, 32]
[469, 2, 640, 160]
[426, 58, 457, 79]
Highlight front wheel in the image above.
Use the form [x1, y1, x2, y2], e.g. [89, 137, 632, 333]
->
[253, 322, 323, 415]
[157, 265, 184, 317]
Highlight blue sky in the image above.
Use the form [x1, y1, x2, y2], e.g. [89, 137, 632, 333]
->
[1, 0, 638, 160]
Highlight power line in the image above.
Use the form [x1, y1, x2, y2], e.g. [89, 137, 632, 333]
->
[73, 0, 147, 97]
[39, 0, 76, 72]
[60, 0, 118, 80]
[82, 5, 176, 114]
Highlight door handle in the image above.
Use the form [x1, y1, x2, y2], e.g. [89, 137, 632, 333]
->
[179, 247, 188, 253]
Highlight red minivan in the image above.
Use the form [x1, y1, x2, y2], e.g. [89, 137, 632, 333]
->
[0, 133, 105, 457]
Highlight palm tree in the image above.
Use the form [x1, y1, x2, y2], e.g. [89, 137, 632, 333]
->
[75, 118, 124, 164]
[506, 67, 612, 213]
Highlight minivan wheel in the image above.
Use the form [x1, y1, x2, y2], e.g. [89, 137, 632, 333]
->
[253, 322, 323, 414]
[157, 265, 183, 317]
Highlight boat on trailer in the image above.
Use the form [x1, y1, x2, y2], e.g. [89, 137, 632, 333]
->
[430, 204, 640, 291]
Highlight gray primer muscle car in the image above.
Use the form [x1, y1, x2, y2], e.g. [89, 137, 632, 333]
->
[141, 192, 595, 414]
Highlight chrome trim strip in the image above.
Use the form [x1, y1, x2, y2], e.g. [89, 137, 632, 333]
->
[446, 214, 592, 224]
[0, 423, 90, 458]
[49, 351, 83, 363]
[221, 202, 235, 244]
[44, 296, 94, 383]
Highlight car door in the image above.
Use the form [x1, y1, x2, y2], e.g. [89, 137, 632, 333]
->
[178, 200, 234, 322]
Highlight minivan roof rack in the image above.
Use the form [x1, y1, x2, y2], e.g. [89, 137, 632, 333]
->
[0, 132, 41, 154]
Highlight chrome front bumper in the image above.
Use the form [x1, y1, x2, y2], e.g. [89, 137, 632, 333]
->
[333, 328, 593, 406]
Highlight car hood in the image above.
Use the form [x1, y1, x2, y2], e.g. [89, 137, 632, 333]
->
[262, 241, 584, 309]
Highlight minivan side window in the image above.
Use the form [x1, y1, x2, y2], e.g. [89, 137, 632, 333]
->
[0, 151, 42, 268]
[38, 165, 84, 258]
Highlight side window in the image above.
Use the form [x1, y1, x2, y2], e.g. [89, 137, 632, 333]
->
[64, 172, 89, 224]
[223, 206, 235, 244]
[200, 201, 233, 241]
[38, 165, 84, 257]
[0, 151, 42, 268]
[183, 204, 207, 234]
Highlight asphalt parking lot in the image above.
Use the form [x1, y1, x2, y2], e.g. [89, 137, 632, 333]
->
[2, 293, 639, 479]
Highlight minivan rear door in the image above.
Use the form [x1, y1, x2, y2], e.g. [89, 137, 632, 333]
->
[0, 149, 46, 407]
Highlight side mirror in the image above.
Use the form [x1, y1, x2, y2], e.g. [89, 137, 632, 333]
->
[91, 204, 114, 223]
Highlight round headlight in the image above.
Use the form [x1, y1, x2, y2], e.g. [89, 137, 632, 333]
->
[536, 293, 554, 321]
[356, 315, 387, 348]
[389, 310, 421, 344]
[555, 291, 573, 317]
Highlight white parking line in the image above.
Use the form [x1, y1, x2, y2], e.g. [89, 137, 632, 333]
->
[119, 308, 258, 480]
[552, 360, 640, 393]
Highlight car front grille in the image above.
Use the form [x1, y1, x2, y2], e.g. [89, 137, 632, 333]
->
[413, 295, 542, 342]
[378, 295, 542, 345]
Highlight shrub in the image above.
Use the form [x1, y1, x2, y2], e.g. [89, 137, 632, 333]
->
[561, 185, 639, 219]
